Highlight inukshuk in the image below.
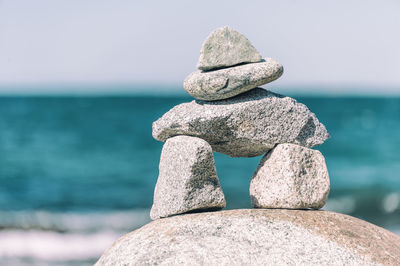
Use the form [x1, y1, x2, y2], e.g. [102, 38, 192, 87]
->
[150, 26, 330, 220]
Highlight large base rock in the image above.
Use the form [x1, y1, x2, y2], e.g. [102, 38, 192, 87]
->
[153, 88, 330, 157]
[96, 209, 400, 265]
[150, 136, 225, 220]
[250, 144, 330, 209]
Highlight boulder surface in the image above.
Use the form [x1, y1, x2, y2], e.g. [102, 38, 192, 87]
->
[250, 144, 330, 209]
[197, 26, 262, 71]
[96, 209, 400, 265]
[153, 88, 330, 157]
[150, 136, 225, 220]
[185, 58, 283, 101]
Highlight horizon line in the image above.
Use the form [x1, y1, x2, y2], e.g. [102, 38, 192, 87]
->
[0, 83, 399, 97]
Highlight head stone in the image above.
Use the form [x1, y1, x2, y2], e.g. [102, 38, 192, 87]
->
[197, 26, 262, 71]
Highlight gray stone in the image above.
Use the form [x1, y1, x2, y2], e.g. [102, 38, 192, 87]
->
[96, 209, 400, 265]
[197, 26, 262, 71]
[185, 58, 283, 101]
[152, 88, 330, 157]
[250, 144, 330, 209]
[150, 136, 225, 220]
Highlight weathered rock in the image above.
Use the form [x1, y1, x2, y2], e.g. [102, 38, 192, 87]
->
[96, 209, 400, 265]
[150, 136, 225, 220]
[152, 88, 330, 157]
[185, 58, 283, 101]
[250, 144, 330, 209]
[197, 26, 262, 71]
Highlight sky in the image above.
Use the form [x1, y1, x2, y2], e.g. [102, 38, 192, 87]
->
[0, 0, 400, 95]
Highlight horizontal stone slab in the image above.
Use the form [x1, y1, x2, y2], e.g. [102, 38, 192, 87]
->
[152, 88, 330, 157]
[184, 58, 283, 101]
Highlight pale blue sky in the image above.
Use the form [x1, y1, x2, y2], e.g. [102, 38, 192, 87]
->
[0, 0, 399, 94]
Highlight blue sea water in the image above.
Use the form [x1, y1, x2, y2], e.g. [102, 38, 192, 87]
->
[0, 94, 399, 265]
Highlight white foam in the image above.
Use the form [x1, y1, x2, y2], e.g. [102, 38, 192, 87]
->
[323, 196, 356, 214]
[0, 229, 121, 262]
[382, 192, 400, 213]
[0, 210, 151, 264]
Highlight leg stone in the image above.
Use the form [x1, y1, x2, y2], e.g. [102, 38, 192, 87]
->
[250, 143, 330, 209]
[150, 136, 225, 220]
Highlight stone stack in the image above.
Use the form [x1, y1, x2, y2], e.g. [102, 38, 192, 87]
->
[150, 26, 330, 220]
[96, 27, 400, 265]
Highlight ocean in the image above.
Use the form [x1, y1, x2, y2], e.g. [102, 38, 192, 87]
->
[0, 93, 399, 265]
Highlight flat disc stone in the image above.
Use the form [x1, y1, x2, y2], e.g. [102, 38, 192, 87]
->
[184, 58, 283, 101]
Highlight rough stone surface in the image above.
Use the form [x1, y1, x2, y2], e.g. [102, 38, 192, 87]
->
[185, 58, 283, 101]
[250, 144, 330, 209]
[96, 209, 400, 265]
[150, 136, 225, 220]
[152, 88, 330, 157]
[197, 26, 262, 71]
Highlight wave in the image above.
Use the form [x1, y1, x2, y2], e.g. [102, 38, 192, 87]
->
[0, 210, 152, 265]
[0, 229, 120, 265]
[0, 209, 150, 233]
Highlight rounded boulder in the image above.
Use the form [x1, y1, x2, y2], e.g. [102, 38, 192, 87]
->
[96, 209, 400, 265]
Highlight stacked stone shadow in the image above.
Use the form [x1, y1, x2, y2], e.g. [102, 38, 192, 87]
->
[150, 26, 330, 220]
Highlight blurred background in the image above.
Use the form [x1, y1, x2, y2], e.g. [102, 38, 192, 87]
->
[0, 1, 399, 265]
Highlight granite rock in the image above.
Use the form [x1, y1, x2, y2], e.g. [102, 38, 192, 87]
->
[152, 88, 330, 157]
[185, 58, 283, 101]
[150, 136, 225, 220]
[96, 209, 400, 265]
[250, 144, 330, 209]
[197, 26, 262, 71]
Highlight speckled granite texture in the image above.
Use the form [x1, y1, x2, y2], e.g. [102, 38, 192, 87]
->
[250, 143, 330, 209]
[152, 88, 330, 157]
[197, 26, 262, 71]
[96, 209, 400, 265]
[185, 58, 283, 101]
[150, 136, 225, 220]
